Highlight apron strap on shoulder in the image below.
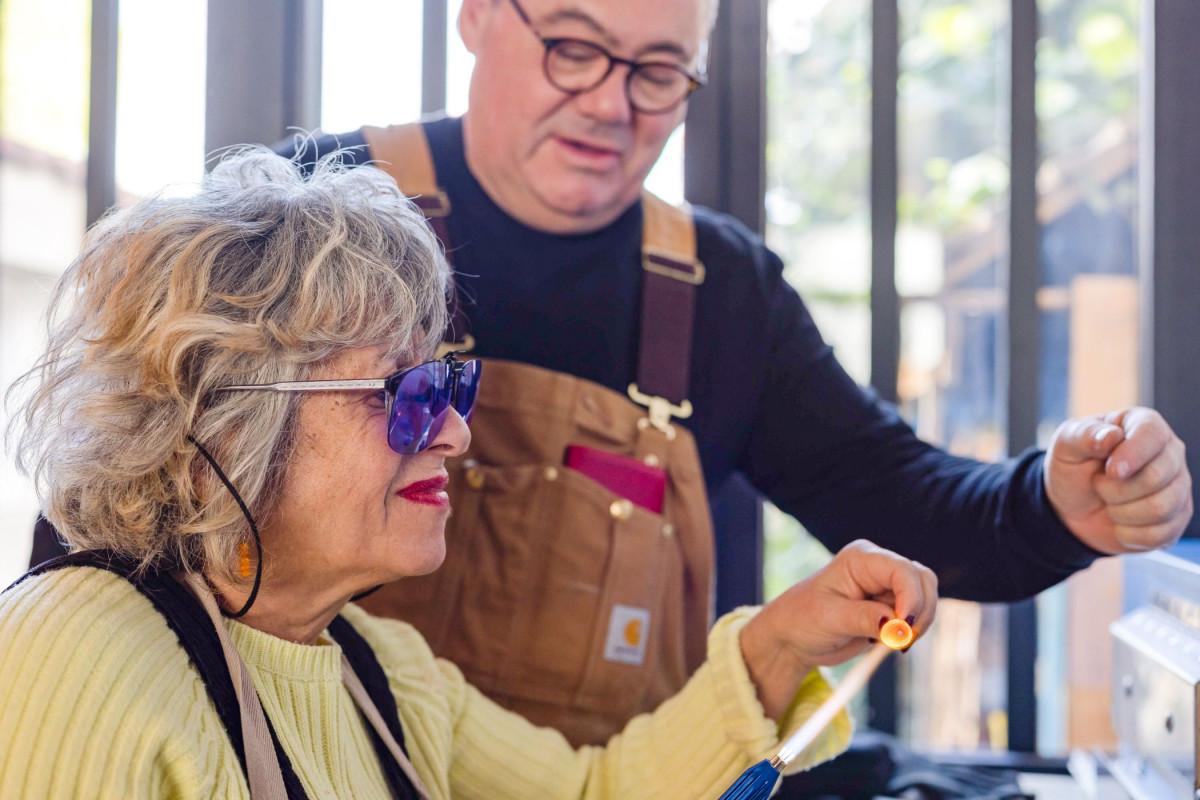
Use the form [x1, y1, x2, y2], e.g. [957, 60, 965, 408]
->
[362, 124, 450, 218]
[633, 191, 703, 424]
[363, 123, 471, 352]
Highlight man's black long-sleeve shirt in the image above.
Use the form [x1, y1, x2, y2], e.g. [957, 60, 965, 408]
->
[278, 116, 1103, 602]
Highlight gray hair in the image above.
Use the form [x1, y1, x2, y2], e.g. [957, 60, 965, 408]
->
[7, 146, 450, 582]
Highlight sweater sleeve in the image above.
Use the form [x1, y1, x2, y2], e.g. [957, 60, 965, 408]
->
[0, 568, 248, 800]
[736, 244, 1102, 601]
[348, 604, 849, 800]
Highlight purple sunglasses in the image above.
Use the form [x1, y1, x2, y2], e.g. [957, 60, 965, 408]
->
[218, 351, 480, 454]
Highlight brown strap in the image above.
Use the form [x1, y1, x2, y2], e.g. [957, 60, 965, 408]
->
[363, 123, 455, 262]
[182, 574, 431, 800]
[362, 124, 450, 219]
[340, 658, 432, 800]
[180, 573, 289, 800]
[363, 123, 469, 347]
[636, 191, 704, 408]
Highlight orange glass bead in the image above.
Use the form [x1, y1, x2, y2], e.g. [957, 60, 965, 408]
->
[879, 618, 914, 650]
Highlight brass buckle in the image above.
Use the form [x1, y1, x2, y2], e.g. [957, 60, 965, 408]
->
[436, 334, 475, 359]
[415, 190, 452, 219]
[641, 248, 705, 285]
[628, 383, 693, 439]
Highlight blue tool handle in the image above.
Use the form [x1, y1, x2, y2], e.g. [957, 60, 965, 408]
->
[716, 758, 780, 800]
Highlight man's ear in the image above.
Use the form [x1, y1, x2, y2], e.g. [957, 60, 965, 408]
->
[457, 0, 493, 55]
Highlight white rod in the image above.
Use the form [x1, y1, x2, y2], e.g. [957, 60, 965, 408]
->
[776, 643, 892, 765]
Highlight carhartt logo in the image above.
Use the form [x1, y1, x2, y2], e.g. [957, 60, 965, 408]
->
[623, 618, 642, 647]
[604, 605, 650, 665]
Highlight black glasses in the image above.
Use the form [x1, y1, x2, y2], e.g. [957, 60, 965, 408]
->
[506, 0, 705, 114]
[218, 352, 481, 455]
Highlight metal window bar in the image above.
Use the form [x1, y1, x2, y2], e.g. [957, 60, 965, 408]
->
[1006, 0, 1041, 754]
[684, 0, 766, 234]
[1147, 0, 1200, 539]
[286, 0, 324, 134]
[422, 0, 448, 114]
[867, 0, 901, 737]
[86, 0, 119, 227]
[869, 0, 900, 408]
[204, 0, 323, 156]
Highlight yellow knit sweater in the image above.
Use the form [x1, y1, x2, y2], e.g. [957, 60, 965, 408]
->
[0, 567, 850, 799]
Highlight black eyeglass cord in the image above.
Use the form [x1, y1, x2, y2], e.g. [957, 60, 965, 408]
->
[187, 435, 262, 619]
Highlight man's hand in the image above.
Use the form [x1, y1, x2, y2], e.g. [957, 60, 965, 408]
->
[1045, 407, 1192, 554]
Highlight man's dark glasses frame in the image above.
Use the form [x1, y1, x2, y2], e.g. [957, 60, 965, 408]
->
[505, 0, 705, 115]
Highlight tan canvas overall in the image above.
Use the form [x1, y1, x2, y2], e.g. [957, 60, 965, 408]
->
[356, 124, 716, 746]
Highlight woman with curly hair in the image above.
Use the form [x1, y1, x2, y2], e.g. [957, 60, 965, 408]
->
[0, 147, 935, 799]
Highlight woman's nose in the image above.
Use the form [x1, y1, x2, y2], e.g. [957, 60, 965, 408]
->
[427, 407, 471, 457]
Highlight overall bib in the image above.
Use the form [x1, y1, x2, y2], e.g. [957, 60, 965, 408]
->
[357, 124, 716, 747]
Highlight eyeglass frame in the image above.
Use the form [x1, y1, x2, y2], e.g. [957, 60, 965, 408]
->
[505, 0, 706, 115]
[215, 351, 478, 453]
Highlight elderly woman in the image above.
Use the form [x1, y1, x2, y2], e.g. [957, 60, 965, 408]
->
[0, 149, 936, 799]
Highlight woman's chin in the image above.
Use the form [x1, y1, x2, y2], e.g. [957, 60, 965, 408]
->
[346, 535, 447, 593]
[406, 551, 447, 577]
[379, 543, 447, 582]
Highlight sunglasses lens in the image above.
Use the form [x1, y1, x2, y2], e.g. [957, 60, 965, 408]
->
[454, 360, 481, 422]
[387, 363, 449, 454]
[385, 359, 480, 454]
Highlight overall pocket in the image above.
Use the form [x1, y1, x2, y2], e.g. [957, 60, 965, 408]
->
[505, 464, 686, 717]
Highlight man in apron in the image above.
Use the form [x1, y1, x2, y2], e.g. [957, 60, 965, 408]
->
[34, 0, 1193, 751]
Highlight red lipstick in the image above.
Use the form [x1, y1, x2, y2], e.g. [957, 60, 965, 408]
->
[397, 476, 450, 507]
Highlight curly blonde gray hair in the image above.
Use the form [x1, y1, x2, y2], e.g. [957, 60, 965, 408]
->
[7, 147, 450, 583]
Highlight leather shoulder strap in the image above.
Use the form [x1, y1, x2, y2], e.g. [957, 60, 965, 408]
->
[633, 190, 704, 416]
[640, 190, 702, 276]
[362, 123, 471, 352]
[362, 123, 451, 218]
[9, 551, 309, 800]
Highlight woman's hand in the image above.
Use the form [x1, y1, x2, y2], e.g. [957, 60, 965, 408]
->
[738, 539, 938, 720]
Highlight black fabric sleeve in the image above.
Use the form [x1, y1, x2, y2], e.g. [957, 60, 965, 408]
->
[272, 129, 371, 174]
[737, 249, 1104, 602]
[29, 515, 68, 568]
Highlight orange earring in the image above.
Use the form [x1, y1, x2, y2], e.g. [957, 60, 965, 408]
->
[238, 542, 252, 579]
